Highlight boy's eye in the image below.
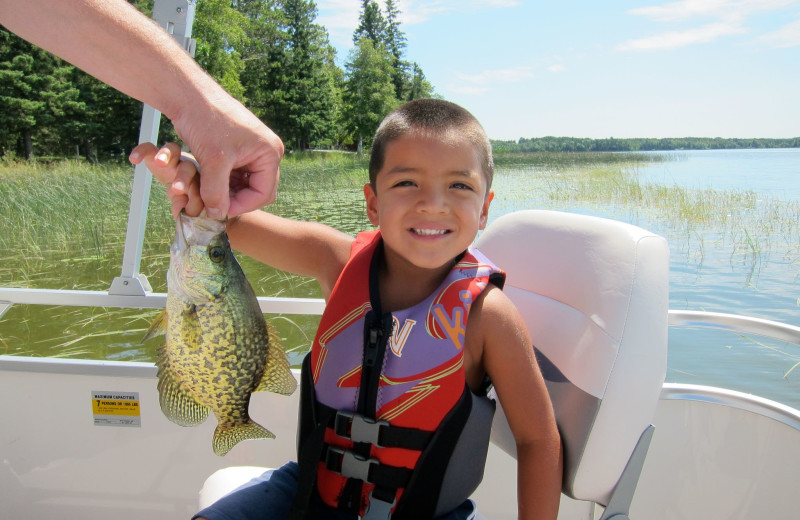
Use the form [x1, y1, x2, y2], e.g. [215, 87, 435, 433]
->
[393, 180, 415, 188]
[451, 182, 473, 190]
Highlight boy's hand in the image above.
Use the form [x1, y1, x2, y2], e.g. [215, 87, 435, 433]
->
[129, 142, 204, 219]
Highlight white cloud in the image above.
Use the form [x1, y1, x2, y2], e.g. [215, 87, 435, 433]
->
[448, 66, 534, 95]
[754, 16, 800, 46]
[619, 0, 799, 51]
[547, 64, 566, 73]
[618, 21, 747, 50]
[629, 0, 797, 22]
[456, 66, 535, 85]
[449, 85, 491, 95]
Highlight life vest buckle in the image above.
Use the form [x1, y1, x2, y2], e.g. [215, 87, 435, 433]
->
[360, 489, 397, 520]
[326, 446, 380, 483]
[334, 411, 389, 447]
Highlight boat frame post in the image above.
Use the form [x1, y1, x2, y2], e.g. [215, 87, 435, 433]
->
[109, 0, 197, 296]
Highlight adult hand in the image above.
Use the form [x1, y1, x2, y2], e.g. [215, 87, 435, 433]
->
[170, 95, 284, 220]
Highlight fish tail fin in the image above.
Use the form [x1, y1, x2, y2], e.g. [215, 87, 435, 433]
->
[212, 420, 275, 456]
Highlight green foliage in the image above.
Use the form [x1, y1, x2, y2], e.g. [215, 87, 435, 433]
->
[193, 0, 248, 101]
[342, 38, 398, 153]
[1, 0, 440, 158]
[353, 0, 386, 44]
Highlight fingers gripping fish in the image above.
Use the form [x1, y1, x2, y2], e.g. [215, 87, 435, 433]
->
[144, 212, 297, 456]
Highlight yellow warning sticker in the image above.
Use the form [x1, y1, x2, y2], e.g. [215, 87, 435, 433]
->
[92, 391, 141, 427]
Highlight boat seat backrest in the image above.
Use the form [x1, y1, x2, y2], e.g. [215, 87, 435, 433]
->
[475, 210, 668, 506]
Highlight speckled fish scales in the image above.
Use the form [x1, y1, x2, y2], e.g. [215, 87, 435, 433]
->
[144, 213, 297, 456]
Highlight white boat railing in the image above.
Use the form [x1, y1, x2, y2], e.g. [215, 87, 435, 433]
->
[0, 286, 326, 319]
[2, 285, 798, 346]
[667, 309, 800, 345]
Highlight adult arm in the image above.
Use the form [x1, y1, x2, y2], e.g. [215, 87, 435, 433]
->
[0, 0, 284, 218]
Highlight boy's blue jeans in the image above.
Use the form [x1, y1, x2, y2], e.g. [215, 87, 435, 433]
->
[194, 461, 480, 520]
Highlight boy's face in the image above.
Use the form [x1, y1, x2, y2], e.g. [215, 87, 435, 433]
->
[364, 133, 493, 272]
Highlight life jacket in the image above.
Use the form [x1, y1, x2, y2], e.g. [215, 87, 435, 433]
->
[291, 230, 505, 520]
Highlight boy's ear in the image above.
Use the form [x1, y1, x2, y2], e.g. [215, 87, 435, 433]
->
[364, 183, 380, 226]
[479, 190, 494, 230]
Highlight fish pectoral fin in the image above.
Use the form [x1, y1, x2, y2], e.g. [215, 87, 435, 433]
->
[142, 310, 168, 343]
[156, 347, 210, 427]
[212, 420, 275, 456]
[180, 304, 204, 350]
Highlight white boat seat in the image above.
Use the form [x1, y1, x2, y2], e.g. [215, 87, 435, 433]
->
[199, 210, 669, 519]
[476, 210, 669, 518]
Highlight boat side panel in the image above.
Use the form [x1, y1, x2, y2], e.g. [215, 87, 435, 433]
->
[631, 390, 800, 519]
[0, 359, 299, 520]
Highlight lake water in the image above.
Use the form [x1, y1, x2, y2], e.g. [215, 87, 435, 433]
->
[2, 149, 799, 408]
[636, 148, 800, 200]
[490, 148, 800, 408]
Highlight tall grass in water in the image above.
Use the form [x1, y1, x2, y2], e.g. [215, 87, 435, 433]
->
[497, 159, 800, 264]
[2, 152, 798, 362]
[0, 153, 366, 360]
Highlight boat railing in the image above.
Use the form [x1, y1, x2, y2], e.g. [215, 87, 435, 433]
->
[2, 286, 798, 346]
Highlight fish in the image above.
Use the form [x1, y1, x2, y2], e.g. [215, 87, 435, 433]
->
[144, 212, 297, 456]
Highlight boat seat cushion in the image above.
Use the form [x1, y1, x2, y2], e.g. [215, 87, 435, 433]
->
[475, 210, 668, 505]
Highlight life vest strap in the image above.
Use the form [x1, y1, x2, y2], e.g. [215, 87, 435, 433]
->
[324, 446, 413, 490]
[333, 410, 433, 450]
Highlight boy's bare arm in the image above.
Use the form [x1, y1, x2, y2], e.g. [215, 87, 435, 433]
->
[227, 211, 353, 299]
[131, 141, 353, 297]
[478, 287, 563, 520]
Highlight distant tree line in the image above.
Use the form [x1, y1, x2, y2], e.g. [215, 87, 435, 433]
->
[0, 0, 435, 160]
[492, 136, 800, 153]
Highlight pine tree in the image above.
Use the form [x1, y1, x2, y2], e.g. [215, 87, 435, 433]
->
[237, 0, 289, 131]
[193, 0, 248, 101]
[0, 29, 84, 159]
[406, 62, 435, 101]
[342, 38, 397, 153]
[353, 0, 386, 44]
[279, 0, 338, 150]
[383, 0, 407, 99]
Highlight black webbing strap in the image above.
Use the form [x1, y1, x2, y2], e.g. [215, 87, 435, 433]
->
[332, 410, 432, 451]
[391, 386, 474, 520]
[288, 355, 336, 520]
[323, 446, 414, 490]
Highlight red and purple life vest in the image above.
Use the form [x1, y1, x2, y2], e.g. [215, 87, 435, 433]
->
[293, 230, 505, 519]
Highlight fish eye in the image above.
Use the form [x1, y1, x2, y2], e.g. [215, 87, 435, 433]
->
[208, 246, 226, 263]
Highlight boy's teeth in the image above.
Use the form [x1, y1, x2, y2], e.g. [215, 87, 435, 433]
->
[413, 228, 447, 236]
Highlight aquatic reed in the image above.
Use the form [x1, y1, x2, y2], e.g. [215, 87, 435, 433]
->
[2, 152, 798, 366]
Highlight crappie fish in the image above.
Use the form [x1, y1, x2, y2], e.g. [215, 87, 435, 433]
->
[144, 212, 297, 456]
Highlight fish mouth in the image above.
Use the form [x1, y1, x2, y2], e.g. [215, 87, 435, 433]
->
[173, 212, 227, 252]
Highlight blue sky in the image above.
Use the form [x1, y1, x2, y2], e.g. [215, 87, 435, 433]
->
[316, 0, 799, 140]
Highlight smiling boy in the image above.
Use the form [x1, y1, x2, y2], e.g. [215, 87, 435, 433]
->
[133, 99, 562, 520]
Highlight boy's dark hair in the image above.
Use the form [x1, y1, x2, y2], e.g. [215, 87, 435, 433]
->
[368, 99, 494, 194]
